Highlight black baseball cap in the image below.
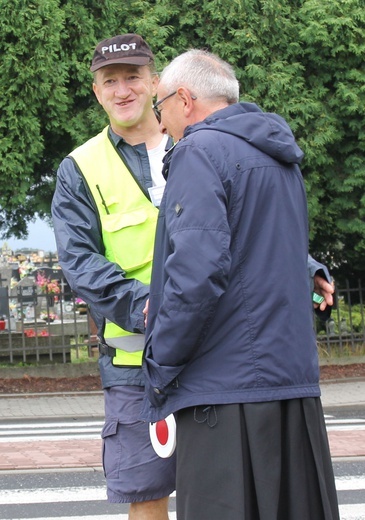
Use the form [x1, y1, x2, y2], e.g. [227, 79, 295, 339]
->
[90, 34, 154, 72]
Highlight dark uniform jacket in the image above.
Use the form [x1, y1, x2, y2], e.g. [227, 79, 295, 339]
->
[141, 102, 329, 422]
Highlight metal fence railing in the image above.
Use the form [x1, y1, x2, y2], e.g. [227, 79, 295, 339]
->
[0, 276, 364, 364]
[0, 282, 97, 365]
[315, 279, 365, 356]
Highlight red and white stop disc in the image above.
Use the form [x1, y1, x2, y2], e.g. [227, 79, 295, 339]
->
[149, 414, 176, 458]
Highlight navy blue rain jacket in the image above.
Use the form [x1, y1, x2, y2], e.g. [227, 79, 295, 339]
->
[141, 102, 323, 422]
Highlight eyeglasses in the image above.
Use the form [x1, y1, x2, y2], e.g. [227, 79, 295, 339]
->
[153, 91, 177, 114]
[153, 90, 197, 114]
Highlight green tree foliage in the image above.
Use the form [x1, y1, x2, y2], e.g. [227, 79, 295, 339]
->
[0, 0, 67, 236]
[0, 0, 364, 282]
[297, 0, 365, 285]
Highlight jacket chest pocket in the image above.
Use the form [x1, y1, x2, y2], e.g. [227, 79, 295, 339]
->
[101, 208, 157, 273]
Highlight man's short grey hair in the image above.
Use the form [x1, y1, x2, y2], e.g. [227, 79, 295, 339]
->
[160, 49, 239, 104]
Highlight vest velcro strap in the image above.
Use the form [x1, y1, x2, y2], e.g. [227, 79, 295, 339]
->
[98, 343, 116, 357]
[99, 342, 142, 367]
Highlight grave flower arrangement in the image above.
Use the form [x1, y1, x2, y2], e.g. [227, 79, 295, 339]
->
[24, 328, 50, 337]
[40, 311, 58, 322]
[36, 272, 61, 295]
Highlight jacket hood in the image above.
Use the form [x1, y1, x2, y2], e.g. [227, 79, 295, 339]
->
[185, 102, 304, 165]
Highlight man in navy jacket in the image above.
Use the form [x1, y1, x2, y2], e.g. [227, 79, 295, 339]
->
[142, 50, 339, 520]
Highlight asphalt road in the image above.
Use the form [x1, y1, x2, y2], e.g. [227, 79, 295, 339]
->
[0, 460, 364, 520]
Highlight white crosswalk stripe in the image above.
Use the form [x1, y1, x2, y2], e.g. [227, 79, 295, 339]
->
[0, 420, 103, 442]
[2, 509, 364, 520]
[0, 415, 362, 443]
[0, 477, 362, 519]
[0, 486, 107, 504]
[336, 476, 365, 491]
[3, 516, 174, 520]
[324, 414, 365, 431]
[339, 504, 365, 520]
[0, 478, 361, 503]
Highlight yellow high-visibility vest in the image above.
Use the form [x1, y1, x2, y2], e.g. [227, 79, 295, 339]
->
[69, 126, 158, 366]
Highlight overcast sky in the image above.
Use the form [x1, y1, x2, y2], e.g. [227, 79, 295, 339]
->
[1, 217, 57, 253]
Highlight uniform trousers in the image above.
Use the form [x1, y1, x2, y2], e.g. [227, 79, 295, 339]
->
[102, 385, 176, 503]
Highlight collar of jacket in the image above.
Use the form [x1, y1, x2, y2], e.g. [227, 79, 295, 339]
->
[162, 140, 178, 181]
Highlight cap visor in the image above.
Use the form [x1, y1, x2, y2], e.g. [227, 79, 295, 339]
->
[90, 56, 151, 72]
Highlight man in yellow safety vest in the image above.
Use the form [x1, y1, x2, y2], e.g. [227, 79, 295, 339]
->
[52, 33, 175, 520]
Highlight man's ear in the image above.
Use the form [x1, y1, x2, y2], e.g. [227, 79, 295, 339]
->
[177, 87, 195, 115]
[92, 82, 102, 106]
[151, 73, 159, 97]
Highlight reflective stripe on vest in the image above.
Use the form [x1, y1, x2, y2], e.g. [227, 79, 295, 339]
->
[105, 322, 145, 351]
[69, 127, 157, 366]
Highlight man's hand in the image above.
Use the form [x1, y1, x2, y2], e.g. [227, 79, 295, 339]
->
[143, 298, 149, 328]
[313, 275, 334, 311]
